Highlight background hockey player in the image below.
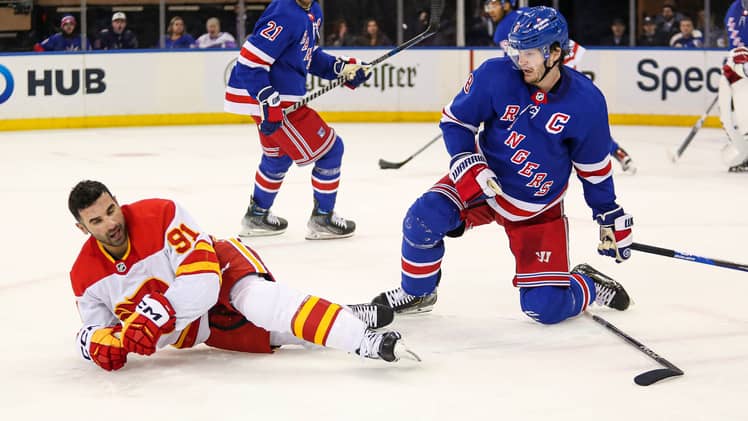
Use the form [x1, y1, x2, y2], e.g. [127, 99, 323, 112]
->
[725, 0, 748, 49]
[69, 180, 417, 371]
[373, 7, 632, 326]
[720, 0, 748, 172]
[224, 0, 371, 240]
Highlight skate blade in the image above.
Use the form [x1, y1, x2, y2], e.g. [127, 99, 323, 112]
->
[394, 341, 422, 362]
[238, 227, 287, 237]
[305, 230, 355, 240]
[396, 305, 435, 315]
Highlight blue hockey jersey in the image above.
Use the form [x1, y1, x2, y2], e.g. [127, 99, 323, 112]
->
[440, 57, 619, 222]
[224, 0, 338, 116]
[725, 0, 748, 48]
[38, 33, 90, 51]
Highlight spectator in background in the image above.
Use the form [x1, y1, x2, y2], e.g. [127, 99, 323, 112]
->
[600, 18, 627, 46]
[655, 4, 681, 41]
[670, 16, 704, 48]
[34, 15, 91, 51]
[326, 19, 356, 46]
[638, 16, 667, 46]
[195, 17, 236, 49]
[357, 18, 392, 47]
[94, 12, 138, 50]
[163, 16, 195, 49]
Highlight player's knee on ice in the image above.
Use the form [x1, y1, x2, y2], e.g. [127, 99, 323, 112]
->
[520, 286, 578, 325]
[403, 192, 463, 247]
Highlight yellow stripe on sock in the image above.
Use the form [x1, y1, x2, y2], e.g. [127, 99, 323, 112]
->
[292, 296, 319, 339]
[314, 304, 342, 345]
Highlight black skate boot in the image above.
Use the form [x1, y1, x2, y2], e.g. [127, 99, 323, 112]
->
[346, 303, 394, 329]
[305, 199, 356, 240]
[372, 287, 437, 315]
[239, 197, 288, 237]
[728, 158, 748, 172]
[572, 263, 631, 311]
[613, 146, 637, 174]
[355, 330, 421, 362]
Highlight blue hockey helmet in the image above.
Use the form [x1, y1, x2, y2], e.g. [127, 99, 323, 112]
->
[507, 6, 569, 64]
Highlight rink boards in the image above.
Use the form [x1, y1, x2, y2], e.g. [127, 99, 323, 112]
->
[0, 48, 727, 130]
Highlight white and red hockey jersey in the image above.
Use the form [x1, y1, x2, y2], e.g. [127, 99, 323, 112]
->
[71, 199, 223, 356]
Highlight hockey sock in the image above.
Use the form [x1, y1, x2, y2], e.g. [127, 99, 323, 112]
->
[311, 137, 344, 213]
[252, 155, 292, 210]
[569, 272, 596, 315]
[230, 275, 366, 352]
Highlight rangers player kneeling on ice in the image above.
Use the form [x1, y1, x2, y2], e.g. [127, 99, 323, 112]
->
[69, 180, 418, 371]
[720, 46, 748, 172]
[373, 7, 632, 324]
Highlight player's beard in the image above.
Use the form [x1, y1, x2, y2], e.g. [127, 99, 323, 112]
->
[99, 223, 128, 249]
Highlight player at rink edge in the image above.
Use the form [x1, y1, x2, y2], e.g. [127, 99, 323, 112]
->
[719, 0, 748, 172]
[487, 0, 636, 174]
[224, 0, 372, 240]
[68, 181, 419, 372]
[373, 7, 633, 323]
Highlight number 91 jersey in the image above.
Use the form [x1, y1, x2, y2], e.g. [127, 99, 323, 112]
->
[70, 199, 222, 350]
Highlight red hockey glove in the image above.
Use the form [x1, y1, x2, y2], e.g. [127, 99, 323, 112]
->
[333, 57, 372, 89]
[449, 152, 498, 203]
[257, 86, 283, 136]
[596, 206, 634, 263]
[723, 46, 748, 85]
[77, 324, 127, 371]
[121, 293, 176, 356]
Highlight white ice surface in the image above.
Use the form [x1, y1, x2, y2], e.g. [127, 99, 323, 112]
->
[0, 123, 746, 420]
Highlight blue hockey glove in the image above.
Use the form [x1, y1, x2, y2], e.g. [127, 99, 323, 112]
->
[595, 206, 633, 263]
[449, 152, 498, 203]
[333, 57, 372, 89]
[257, 86, 283, 136]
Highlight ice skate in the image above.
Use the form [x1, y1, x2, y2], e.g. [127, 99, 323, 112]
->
[728, 158, 748, 172]
[355, 330, 421, 362]
[572, 263, 631, 311]
[239, 197, 288, 237]
[305, 200, 355, 240]
[613, 146, 637, 174]
[345, 302, 394, 329]
[372, 286, 437, 315]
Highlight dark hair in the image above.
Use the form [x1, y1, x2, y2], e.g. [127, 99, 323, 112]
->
[68, 180, 112, 221]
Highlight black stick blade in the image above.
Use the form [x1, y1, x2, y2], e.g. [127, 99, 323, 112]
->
[378, 158, 405, 170]
[634, 368, 684, 386]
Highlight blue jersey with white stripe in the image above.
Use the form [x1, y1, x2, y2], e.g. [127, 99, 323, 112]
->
[225, 0, 338, 116]
[725, 0, 748, 49]
[440, 57, 619, 220]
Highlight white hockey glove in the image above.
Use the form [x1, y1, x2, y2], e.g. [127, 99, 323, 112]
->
[333, 57, 372, 89]
[449, 152, 499, 203]
[595, 207, 634, 263]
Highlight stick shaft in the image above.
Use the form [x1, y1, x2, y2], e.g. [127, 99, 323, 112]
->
[631, 242, 748, 272]
[589, 313, 683, 373]
[673, 95, 719, 160]
[285, 0, 443, 114]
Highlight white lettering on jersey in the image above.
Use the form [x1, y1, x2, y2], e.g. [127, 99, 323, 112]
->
[260, 21, 283, 41]
[545, 113, 571, 134]
[500, 105, 520, 121]
[535, 251, 552, 263]
[504, 131, 526, 148]
[463, 73, 474, 94]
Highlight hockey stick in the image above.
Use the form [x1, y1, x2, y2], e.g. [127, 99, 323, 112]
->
[631, 242, 748, 272]
[670, 95, 719, 163]
[588, 313, 684, 386]
[284, 0, 445, 114]
[379, 133, 443, 169]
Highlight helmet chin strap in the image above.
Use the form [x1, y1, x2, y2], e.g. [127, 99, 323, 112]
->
[535, 56, 561, 85]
